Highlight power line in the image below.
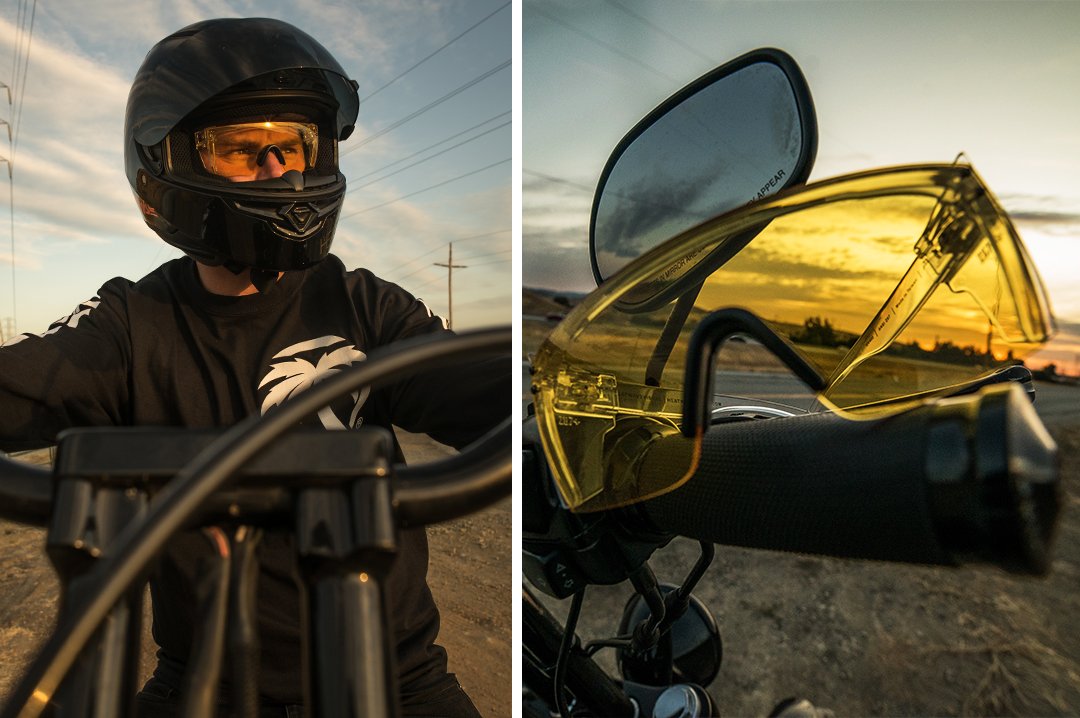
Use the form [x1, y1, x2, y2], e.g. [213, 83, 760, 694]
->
[394, 246, 511, 282]
[358, 1, 510, 105]
[603, 0, 714, 64]
[409, 275, 447, 292]
[340, 157, 509, 219]
[407, 256, 510, 296]
[10, 1, 26, 90]
[396, 247, 508, 280]
[347, 119, 510, 194]
[3, 0, 33, 333]
[343, 59, 511, 155]
[11, 0, 35, 158]
[351, 111, 509, 182]
[454, 248, 512, 262]
[402, 255, 510, 285]
[382, 228, 510, 276]
[523, 167, 595, 194]
[460, 257, 511, 269]
[530, 5, 678, 85]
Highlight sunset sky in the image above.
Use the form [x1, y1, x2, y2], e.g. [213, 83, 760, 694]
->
[0, 0, 510, 336]
[523, 0, 1080, 373]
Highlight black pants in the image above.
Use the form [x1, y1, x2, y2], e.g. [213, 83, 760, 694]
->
[135, 675, 483, 718]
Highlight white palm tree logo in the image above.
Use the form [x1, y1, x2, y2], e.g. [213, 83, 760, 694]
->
[258, 336, 368, 429]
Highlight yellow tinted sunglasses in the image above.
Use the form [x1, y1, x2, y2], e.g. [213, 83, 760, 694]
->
[194, 121, 318, 178]
[531, 163, 1055, 512]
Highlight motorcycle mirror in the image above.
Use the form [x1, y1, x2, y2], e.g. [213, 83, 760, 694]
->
[590, 47, 817, 285]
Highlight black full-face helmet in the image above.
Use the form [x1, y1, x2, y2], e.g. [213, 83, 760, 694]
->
[124, 18, 360, 272]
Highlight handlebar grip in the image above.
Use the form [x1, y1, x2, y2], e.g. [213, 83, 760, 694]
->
[637, 383, 1060, 574]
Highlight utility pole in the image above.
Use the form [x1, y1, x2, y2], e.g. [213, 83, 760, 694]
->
[434, 242, 466, 330]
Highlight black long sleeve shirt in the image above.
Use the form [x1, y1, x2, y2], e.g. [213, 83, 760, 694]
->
[0, 255, 510, 703]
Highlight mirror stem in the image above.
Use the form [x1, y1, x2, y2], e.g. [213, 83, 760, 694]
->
[645, 284, 704, 386]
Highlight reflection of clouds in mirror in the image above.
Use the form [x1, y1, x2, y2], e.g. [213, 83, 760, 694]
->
[593, 61, 804, 279]
[596, 177, 711, 260]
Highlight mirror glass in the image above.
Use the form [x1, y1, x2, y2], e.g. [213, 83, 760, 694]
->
[592, 59, 813, 282]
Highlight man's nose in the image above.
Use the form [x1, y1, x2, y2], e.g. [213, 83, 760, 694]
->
[254, 145, 287, 180]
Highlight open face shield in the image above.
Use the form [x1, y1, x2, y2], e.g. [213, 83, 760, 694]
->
[531, 163, 1055, 513]
[194, 121, 319, 181]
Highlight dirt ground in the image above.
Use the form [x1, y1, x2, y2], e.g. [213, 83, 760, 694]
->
[526, 305, 1080, 716]
[0, 429, 510, 717]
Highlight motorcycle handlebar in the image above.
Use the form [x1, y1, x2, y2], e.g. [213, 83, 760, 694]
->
[636, 382, 1060, 575]
[0, 416, 512, 531]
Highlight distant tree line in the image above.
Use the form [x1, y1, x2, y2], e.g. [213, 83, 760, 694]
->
[791, 316, 1015, 368]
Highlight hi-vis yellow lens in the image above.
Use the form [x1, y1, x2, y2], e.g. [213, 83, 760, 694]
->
[194, 121, 318, 179]
[531, 164, 1055, 513]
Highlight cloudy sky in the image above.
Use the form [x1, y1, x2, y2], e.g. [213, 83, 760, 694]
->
[0, 0, 510, 336]
[523, 0, 1080, 373]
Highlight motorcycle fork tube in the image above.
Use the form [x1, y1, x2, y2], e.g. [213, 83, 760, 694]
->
[228, 526, 263, 718]
[296, 477, 400, 718]
[46, 480, 148, 718]
[522, 587, 636, 717]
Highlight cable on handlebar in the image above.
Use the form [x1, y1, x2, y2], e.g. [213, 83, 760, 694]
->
[555, 588, 585, 718]
[2, 327, 511, 718]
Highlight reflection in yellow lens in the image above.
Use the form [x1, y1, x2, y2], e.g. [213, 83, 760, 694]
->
[532, 164, 1053, 512]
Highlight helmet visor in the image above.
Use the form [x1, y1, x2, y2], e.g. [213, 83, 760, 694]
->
[193, 121, 318, 180]
[127, 18, 359, 147]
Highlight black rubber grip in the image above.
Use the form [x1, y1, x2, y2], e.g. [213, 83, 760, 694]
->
[638, 383, 1060, 573]
[640, 408, 952, 564]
